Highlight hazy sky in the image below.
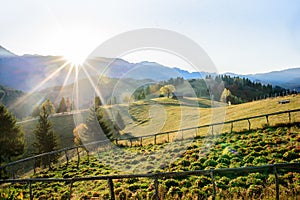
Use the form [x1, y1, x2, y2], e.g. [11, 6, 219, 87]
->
[1, 0, 300, 74]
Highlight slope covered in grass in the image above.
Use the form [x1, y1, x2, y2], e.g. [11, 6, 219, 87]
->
[17, 94, 300, 159]
[1, 123, 300, 199]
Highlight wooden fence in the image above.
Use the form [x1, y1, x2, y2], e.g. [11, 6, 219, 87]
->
[116, 108, 300, 146]
[1, 108, 300, 177]
[1, 163, 300, 200]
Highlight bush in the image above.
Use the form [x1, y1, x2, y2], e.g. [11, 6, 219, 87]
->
[216, 176, 231, 189]
[252, 156, 267, 165]
[203, 159, 217, 167]
[216, 157, 230, 165]
[128, 183, 140, 192]
[283, 151, 298, 161]
[194, 176, 211, 187]
[164, 179, 180, 190]
[229, 176, 247, 188]
[167, 186, 182, 197]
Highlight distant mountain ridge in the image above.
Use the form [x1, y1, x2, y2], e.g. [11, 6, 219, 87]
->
[0, 45, 16, 57]
[223, 68, 300, 91]
[0, 45, 299, 92]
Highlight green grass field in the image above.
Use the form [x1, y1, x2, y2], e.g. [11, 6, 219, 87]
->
[18, 94, 300, 157]
[1, 123, 300, 199]
[3, 94, 298, 199]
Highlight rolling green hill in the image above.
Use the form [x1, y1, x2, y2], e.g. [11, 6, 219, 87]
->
[18, 94, 300, 158]
[1, 123, 299, 199]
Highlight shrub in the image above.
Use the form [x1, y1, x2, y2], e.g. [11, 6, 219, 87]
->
[216, 176, 231, 189]
[252, 156, 267, 165]
[229, 176, 247, 188]
[180, 159, 190, 167]
[194, 176, 211, 187]
[167, 186, 182, 197]
[216, 157, 230, 165]
[203, 159, 217, 167]
[128, 183, 140, 192]
[164, 179, 180, 190]
[283, 151, 298, 161]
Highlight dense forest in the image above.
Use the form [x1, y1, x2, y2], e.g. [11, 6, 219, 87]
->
[132, 76, 289, 104]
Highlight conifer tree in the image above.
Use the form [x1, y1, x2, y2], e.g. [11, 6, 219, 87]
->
[57, 97, 67, 113]
[94, 96, 102, 108]
[33, 105, 58, 168]
[115, 111, 125, 131]
[0, 104, 24, 165]
[65, 97, 72, 112]
[41, 99, 55, 114]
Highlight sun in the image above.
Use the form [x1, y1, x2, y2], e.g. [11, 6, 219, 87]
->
[63, 51, 87, 66]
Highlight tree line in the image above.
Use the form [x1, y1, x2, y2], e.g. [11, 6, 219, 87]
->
[131, 76, 289, 104]
[31, 97, 72, 117]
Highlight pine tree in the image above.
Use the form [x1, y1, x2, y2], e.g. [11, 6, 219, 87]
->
[114, 112, 125, 131]
[96, 107, 117, 140]
[0, 104, 24, 165]
[65, 97, 72, 112]
[95, 96, 102, 108]
[33, 105, 58, 168]
[41, 99, 55, 115]
[74, 107, 116, 154]
[57, 97, 67, 113]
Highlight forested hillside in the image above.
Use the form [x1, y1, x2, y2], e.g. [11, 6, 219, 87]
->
[132, 76, 288, 104]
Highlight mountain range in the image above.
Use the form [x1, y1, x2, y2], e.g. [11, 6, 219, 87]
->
[0, 45, 299, 92]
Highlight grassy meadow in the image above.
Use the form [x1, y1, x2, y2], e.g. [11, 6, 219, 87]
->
[2, 94, 299, 199]
[17, 94, 300, 156]
[1, 123, 300, 199]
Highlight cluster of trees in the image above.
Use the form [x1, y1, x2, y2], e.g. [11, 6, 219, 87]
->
[189, 75, 288, 104]
[0, 100, 59, 172]
[73, 107, 125, 158]
[131, 77, 185, 101]
[0, 94, 124, 174]
[32, 97, 72, 117]
[131, 75, 289, 104]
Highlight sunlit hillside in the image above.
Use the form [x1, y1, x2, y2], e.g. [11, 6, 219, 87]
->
[18, 94, 300, 157]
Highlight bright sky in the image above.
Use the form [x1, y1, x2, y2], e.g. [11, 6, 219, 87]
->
[1, 0, 300, 74]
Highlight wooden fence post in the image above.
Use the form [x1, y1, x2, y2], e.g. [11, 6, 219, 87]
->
[69, 180, 74, 200]
[273, 166, 279, 200]
[154, 135, 157, 145]
[167, 133, 170, 143]
[130, 139, 132, 147]
[210, 171, 216, 200]
[33, 158, 36, 174]
[65, 150, 69, 166]
[211, 125, 214, 136]
[266, 115, 269, 126]
[231, 122, 233, 133]
[288, 112, 291, 123]
[76, 148, 80, 169]
[140, 137, 143, 146]
[154, 175, 159, 200]
[28, 180, 33, 200]
[247, 119, 251, 130]
[108, 178, 115, 200]
[195, 128, 198, 137]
